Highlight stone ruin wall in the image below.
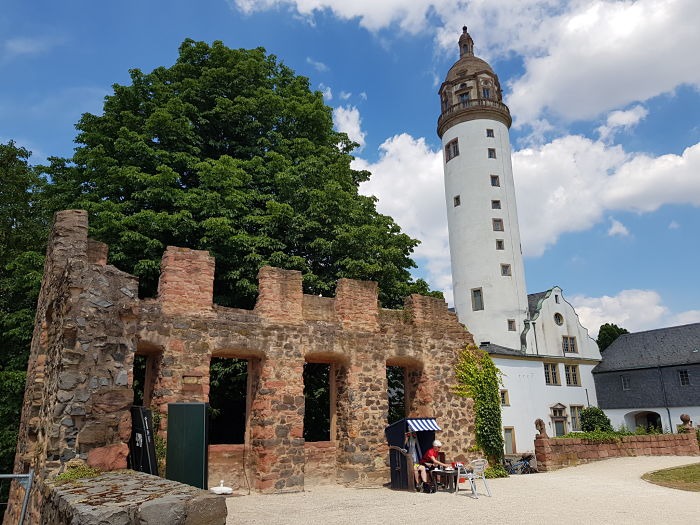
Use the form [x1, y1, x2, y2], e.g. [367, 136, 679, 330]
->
[7, 209, 477, 520]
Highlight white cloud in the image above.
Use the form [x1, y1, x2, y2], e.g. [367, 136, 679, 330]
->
[507, 0, 700, 126]
[597, 105, 649, 142]
[333, 105, 366, 148]
[607, 218, 629, 237]
[306, 56, 329, 72]
[514, 137, 700, 256]
[339, 91, 352, 100]
[570, 289, 700, 337]
[668, 220, 680, 230]
[2, 36, 57, 60]
[359, 92, 368, 100]
[231, 0, 450, 32]
[355, 134, 452, 301]
[319, 83, 333, 100]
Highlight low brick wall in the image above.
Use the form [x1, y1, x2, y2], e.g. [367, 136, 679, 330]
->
[208, 444, 247, 491]
[304, 441, 338, 484]
[535, 433, 700, 471]
[32, 470, 226, 525]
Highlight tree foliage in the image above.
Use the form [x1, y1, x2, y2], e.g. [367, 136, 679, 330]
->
[453, 345, 504, 463]
[596, 323, 628, 352]
[580, 406, 613, 432]
[44, 40, 438, 308]
[0, 142, 47, 515]
[0, 141, 48, 370]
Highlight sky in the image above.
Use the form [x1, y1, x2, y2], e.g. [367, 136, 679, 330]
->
[2, 0, 699, 336]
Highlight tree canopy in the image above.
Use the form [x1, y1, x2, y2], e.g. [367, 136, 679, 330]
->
[596, 323, 629, 352]
[45, 39, 437, 308]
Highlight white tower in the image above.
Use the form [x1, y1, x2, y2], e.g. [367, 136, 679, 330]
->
[438, 27, 528, 349]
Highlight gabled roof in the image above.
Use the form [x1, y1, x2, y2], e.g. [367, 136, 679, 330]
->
[593, 323, 700, 373]
[527, 291, 547, 318]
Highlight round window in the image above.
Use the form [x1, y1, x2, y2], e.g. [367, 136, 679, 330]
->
[554, 313, 563, 325]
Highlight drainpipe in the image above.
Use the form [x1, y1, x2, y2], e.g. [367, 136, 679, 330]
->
[657, 365, 673, 432]
[532, 321, 539, 356]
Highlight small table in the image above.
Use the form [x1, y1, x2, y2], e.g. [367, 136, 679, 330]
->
[431, 468, 458, 492]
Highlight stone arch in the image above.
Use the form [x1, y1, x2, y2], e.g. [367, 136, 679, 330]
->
[624, 410, 663, 432]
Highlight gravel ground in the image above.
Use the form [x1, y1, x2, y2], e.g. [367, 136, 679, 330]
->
[224, 456, 699, 525]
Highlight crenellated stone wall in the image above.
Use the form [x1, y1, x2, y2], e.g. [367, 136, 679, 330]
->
[8, 209, 478, 521]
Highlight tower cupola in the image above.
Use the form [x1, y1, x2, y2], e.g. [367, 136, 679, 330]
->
[437, 27, 511, 137]
[459, 26, 474, 57]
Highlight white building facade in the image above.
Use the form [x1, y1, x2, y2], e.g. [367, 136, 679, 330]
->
[438, 28, 601, 454]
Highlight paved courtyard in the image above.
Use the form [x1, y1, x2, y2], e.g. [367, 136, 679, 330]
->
[225, 456, 699, 524]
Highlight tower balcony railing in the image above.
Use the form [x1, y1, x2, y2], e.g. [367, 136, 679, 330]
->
[438, 98, 511, 125]
[437, 98, 512, 135]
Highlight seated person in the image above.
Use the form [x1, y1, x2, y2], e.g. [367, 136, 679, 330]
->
[420, 440, 452, 489]
[404, 432, 429, 491]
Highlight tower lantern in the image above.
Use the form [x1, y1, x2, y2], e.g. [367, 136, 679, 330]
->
[439, 27, 528, 349]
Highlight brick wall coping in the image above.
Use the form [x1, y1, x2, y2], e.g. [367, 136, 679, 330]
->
[40, 470, 226, 525]
[535, 432, 699, 472]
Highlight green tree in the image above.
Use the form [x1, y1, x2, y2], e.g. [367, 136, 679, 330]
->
[0, 141, 48, 518]
[44, 40, 438, 308]
[597, 323, 629, 352]
[580, 406, 613, 432]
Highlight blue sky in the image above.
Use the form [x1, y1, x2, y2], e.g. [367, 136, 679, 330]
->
[2, 0, 699, 335]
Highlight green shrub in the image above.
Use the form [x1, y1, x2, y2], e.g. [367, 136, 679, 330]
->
[580, 407, 613, 432]
[484, 464, 508, 478]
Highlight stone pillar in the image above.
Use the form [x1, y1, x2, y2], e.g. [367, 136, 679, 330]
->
[158, 247, 215, 316]
[249, 353, 306, 492]
[254, 267, 303, 324]
[335, 279, 378, 332]
[335, 348, 389, 486]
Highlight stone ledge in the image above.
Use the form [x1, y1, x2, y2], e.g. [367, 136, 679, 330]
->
[41, 470, 227, 525]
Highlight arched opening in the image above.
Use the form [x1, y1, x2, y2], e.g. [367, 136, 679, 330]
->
[625, 411, 663, 432]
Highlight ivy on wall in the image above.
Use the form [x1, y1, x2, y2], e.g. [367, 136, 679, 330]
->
[453, 345, 504, 463]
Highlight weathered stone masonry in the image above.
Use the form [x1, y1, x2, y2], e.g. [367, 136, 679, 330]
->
[8, 209, 477, 520]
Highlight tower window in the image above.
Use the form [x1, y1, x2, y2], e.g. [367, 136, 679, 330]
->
[445, 139, 460, 162]
[507, 319, 516, 331]
[471, 288, 484, 311]
[555, 294, 560, 303]
[459, 92, 470, 108]
[488, 148, 497, 159]
[482, 88, 491, 99]
[501, 264, 511, 276]
[486, 128, 494, 138]
[495, 239, 504, 250]
[492, 218, 504, 231]
[491, 200, 501, 209]
[490, 175, 500, 187]
[453, 195, 461, 207]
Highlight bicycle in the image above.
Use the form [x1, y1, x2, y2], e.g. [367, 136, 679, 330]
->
[503, 453, 538, 474]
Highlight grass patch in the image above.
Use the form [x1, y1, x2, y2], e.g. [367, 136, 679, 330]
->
[642, 463, 700, 492]
[54, 464, 102, 485]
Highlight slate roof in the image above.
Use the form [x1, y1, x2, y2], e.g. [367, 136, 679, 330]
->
[593, 323, 700, 373]
[527, 291, 548, 318]
[480, 342, 524, 357]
